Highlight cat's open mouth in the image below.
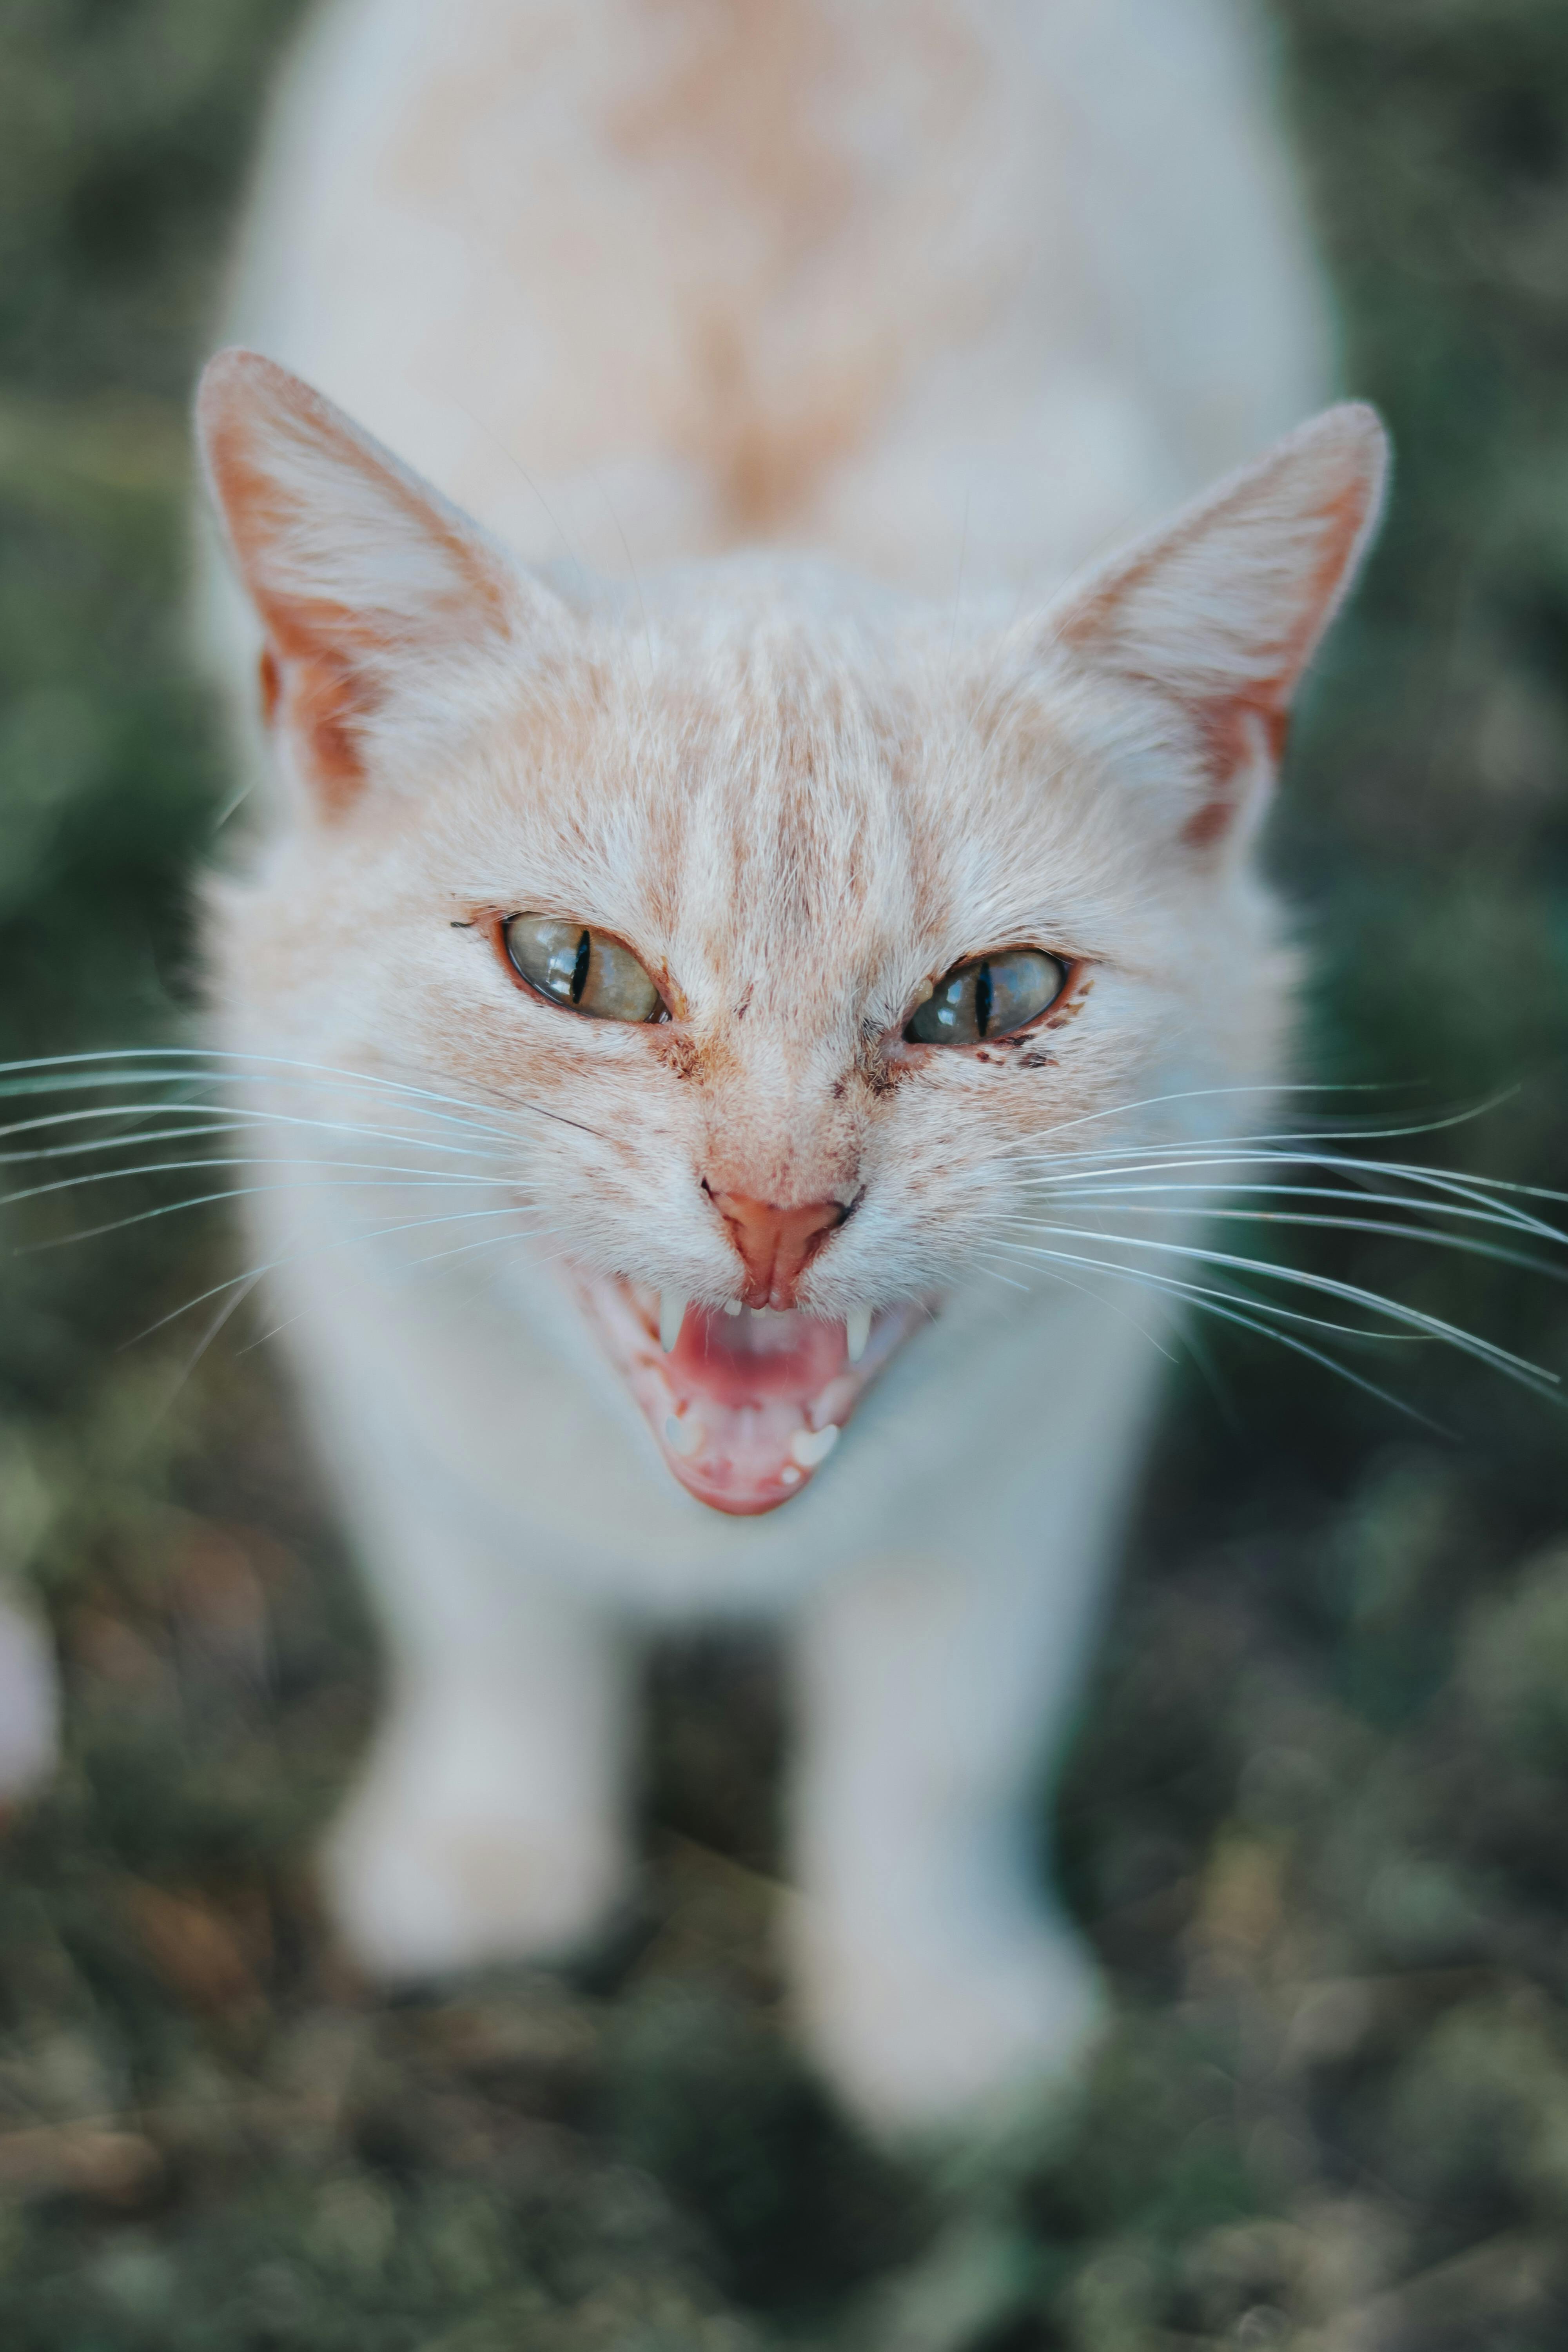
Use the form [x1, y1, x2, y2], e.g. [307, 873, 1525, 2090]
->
[571, 1274, 925, 1514]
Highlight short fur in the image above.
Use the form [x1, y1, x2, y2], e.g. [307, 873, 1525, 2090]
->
[199, 0, 1387, 2132]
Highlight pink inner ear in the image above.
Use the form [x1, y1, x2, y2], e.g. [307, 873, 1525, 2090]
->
[209, 423, 380, 812]
[1183, 699, 1292, 851]
[203, 353, 522, 817]
[268, 641, 374, 812]
[258, 647, 281, 726]
[1167, 456, 1381, 853]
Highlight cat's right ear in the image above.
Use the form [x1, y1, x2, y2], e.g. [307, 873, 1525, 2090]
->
[196, 349, 563, 811]
[1032, 402, 1389, 858]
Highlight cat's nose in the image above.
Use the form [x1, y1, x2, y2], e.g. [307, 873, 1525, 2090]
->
[706, 1187, 850, 1310]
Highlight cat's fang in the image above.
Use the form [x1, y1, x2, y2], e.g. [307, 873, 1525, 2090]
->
[845, 1307, 872, 1365]
[659, 1292, 687, 1352]
[789, 1423, 839, 1470]
[664, 1412, 705, 1458]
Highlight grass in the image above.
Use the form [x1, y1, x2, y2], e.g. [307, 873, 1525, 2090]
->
[2, 1, 1568, 2344]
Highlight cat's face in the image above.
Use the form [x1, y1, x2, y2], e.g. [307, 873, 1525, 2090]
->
[199, 354, 1385, 1514]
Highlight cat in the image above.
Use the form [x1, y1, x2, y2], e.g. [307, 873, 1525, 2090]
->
[195, 0, 1386, 2134]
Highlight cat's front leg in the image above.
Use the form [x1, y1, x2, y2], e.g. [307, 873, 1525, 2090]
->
[786, 1519, 1116, 2138]
[318, 1460, 634, 1982]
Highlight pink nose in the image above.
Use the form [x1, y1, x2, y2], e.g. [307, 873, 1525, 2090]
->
[707, 1188, 849, 1310]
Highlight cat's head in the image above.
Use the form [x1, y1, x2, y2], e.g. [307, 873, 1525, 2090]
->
[196, 352, 1385, 1514]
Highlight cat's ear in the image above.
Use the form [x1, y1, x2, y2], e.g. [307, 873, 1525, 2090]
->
[1042, 403, 1388, 853]
[196, 348, 560, 811]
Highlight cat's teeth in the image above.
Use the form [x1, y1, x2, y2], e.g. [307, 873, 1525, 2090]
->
[844, 1306, 872, 1365]
[722, 1299, 743, 1317]
[789, 1423, 839, 1469]
[664, 1412, 704, 1458]
[659, 1293, 687, 1352]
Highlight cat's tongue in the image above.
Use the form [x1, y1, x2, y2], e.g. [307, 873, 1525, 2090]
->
[575, 1277, 907, 1514]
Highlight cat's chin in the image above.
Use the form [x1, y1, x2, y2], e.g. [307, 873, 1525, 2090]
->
[568, 1270, 926, 1515]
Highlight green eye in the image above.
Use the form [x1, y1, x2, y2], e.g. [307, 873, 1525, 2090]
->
[503, 915, 664, 1024]
[906, 950, 1068, 1046]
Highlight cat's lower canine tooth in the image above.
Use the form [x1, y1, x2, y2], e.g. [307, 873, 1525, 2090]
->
[789, 1424, 839, 1470]
[845, 1307, 872, 1365]
[664, 1413, 704, 1458]
[658, 1294, 686, 1352]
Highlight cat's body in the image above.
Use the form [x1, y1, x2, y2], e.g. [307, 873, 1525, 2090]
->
[221, 0, 1332, 604]
[200, 0, 1384, 2131]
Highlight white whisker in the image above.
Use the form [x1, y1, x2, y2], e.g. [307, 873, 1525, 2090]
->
[991, 1224, 1557, 1391]
[19, 1171, 541, 1254]
[1014, 1193, 1566, 1269]
[4, 1153, 528, 1212]
[971, 1241, 1446, 1425]
[122, 1198, 554, 1349]
[0, 1046, 597, 1142]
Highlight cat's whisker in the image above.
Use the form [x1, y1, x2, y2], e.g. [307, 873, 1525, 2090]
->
[1002, 1214, 1548, 1353]
[394, 1219, 567, 1274]
[0, 1047, 594, 1142]
[4, 1155, 526, 1214]
[985, 1083, 1534, 1174]
[168, 1264, 269, 1397]
[17, 1173, 543, 1255]
[234, 1216, 572, 1356]
[0, 1065, 546, 1132]
[0, 1060, 518, 1116]
[0, 1091, 524, 1166]
[971, 1241, 1448, 1425]
[122, 1198, 557, 1350]
[975, 1249, 1184, 1360]
[998, 1129, 1543, 1174]
[0, 1108, 523, 1168]
[1031, 1204, 1567, 1281]
[970, 1262, 1032, 1294]
[1013, 1181, 1567, 1250]
[990, 1225, 1558, 1390]
[982, 1249, 1430, 1351]
[979, 1079, 1406, 1157]
[995, 1135, 1532, 1187]
[996, 1136, 1568, 1226]
[1018, 1161, 1568, 1249]
[0, 1111, 521, 1173]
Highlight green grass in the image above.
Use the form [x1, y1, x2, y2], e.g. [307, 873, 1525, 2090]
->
[2, 2, 1568, 2344]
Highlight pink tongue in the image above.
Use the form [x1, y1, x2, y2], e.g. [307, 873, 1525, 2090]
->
[656, 1308, 848, 1516]
[666, 1307, 846, 1404]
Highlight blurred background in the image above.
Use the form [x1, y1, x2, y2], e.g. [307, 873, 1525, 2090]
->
[2, 2, 1568, 2345]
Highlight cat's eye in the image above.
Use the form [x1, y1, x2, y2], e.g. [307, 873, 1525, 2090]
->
[906, 950, 1068, 1046]
[503, 915, 665, 1023]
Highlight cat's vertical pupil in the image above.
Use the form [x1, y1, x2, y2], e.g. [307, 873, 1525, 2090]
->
[905, 949, 1069, 1044]
[975, 961, 993, 1040]
[570, 929, 591, 1006]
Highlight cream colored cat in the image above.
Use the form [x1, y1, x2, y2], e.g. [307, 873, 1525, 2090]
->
[197, 0, 1386, 2133]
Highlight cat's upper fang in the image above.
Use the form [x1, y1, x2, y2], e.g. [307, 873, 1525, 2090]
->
[658, 1292, 687, 1352]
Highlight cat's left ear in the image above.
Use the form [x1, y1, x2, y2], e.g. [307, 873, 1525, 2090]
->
[196, 348, 566, 812]
[1040, 402, 1388, 854]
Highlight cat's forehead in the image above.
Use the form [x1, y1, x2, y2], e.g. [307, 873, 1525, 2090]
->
[457, 585, 1110, 1016]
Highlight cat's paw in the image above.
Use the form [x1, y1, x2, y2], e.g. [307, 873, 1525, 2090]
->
[321, 1728, 627, 1980]
[789, 1906, 1106, 2139]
